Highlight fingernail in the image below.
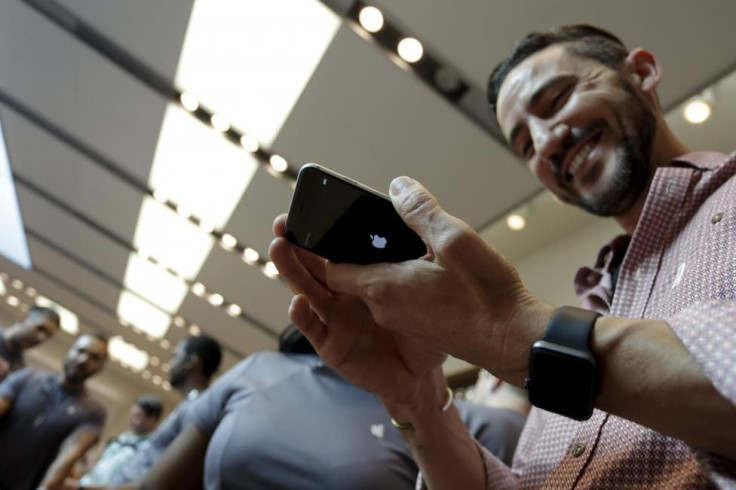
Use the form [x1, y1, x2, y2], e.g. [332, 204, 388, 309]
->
[390, 177, 415, 197]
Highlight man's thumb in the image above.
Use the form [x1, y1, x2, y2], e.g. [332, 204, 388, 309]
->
[389, 177, 451, 243]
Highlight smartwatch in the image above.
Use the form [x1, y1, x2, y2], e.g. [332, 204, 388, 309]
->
[525, 306, 601, 421]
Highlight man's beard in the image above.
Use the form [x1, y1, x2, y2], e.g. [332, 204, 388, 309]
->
[553, 77, 657, 217]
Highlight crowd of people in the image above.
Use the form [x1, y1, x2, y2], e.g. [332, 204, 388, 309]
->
[1, 22, 734, 490]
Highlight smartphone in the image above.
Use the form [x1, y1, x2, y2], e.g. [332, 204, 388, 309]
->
[285, 164, 427, 264]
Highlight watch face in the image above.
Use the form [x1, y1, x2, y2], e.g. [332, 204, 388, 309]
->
[529, 343, 597, 421]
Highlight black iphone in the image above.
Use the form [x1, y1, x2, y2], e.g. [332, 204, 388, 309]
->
[284, 164, 427, 264]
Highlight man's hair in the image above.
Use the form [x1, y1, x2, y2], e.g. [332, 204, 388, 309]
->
[278, 324, 316, 355]
[487, 24, 629, 120]
[28, 306, 61, 325]
[136, 394, 164, 419]
[184, 335, 222, 378]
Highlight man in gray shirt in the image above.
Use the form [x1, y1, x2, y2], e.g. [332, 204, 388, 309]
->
[0, 333, 108, 490]
[109, 335, 221, 486]
[122, 327, 528, 489]
[0, 305, 60, 380]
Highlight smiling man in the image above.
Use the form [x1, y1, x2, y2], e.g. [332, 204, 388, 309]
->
[270, 25, 736, 488]
[0, 333, 108, 490]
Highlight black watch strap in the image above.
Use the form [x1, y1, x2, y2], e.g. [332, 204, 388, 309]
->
[542, 306, 600, 351]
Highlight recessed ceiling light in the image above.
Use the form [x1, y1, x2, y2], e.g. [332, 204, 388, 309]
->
[397, 37, 423, 63]
[7, 295, 19, 307]
[173, 316, 185, 327]
[179, 92, 199, 112]
[199, 220, 215, 234]
[683, 99, 711, 124]
[269, 154, 288, 173]
[358, 6, 384, 33]
[264, 261, 279, 279]
[25, 287, 37, 298]
[159, 339, 171, 349]
[189, 324, 201, 336]
[10, 279, 23, 290]
[227, 303, 242, 317]
[243, 248, 260, 264]
[220, 233, 238, 250]
[208, 293, 224, 306]
[240, 134, 260, 153]
[142, 370, 151, 379]
[150, 356, 160, 366]
[191, 282, 207, 297]
[152, 375, 162, 385]
[162, 381, 172, 391]
[506, 214, 526, 231]
[210, 114, 231, 132]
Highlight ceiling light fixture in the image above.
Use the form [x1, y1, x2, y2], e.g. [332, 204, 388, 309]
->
[358, 6, 384, 33]
[191, 282, 207, 297]
[208, 293, 224, 306]
[269, 154, 289, 173]
[189, 324, 201, 336]
[179, 92, 200, 112]
[397, 37, 423, 63]
[220, 233, 238, 250]
[264, 261, 279, 279]
[243, 248, 260, 264]
[109, 336, 149, 372]
[25, 287, 37, 298]
[683, 98, 712, 124]
[240, 134, 260, 153]
[6, 295, 19, 307]
[227, 303, 242, 317]
[506, 213, 526, 231]
[210, 114, 231, 132]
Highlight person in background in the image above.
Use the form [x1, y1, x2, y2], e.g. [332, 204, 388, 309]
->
[111, 325, 531, 489]
[73, 395, 163, 487]
[270, 24, 736, 488]
[108, 335, 221, 485]
[0, 333, 108, 490]
[0, 305, 60, 380]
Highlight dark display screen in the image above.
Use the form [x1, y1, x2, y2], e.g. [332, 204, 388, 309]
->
[285, 165, 427, 264]
[528, 344, 596, 421]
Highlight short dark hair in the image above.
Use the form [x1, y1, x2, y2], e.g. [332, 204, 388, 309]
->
[136, 394, 163, 419]
[487, 24, 629, 121]
[278, 324, 316, 355]
[29, 306, 60, 325]
[184, 335, 222, 378]
[84, 332, 109, 345]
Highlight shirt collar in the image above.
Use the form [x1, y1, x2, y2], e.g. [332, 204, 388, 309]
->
[669, 151, 729, 171]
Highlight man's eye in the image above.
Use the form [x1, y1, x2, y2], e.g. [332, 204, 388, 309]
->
[551, 87, 571, 110]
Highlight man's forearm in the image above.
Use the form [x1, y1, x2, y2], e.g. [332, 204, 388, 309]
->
[589, 317, 736, 458]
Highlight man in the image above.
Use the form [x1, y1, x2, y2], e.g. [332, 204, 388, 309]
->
[0, 305, 60, 380]
[0, 333, 108, 490]
[113, 325, 528, 489]
[75, 395, 163, 486]
[270, 25, 736, 488]
[109, 335, 221, 485]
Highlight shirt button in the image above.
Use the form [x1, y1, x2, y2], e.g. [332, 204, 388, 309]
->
[711, 212, 724, 224]
[571, 443, 586, 458]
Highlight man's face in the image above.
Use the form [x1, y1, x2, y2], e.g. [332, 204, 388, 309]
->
[496, 44, 657, 216]
[128, 404, 158, 435]
[17, 313, 59, 349]
[62, 335, 107, 383]
[167, 341, 189, 388]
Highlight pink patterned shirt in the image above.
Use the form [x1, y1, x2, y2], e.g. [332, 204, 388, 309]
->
[479, 151, 736, 488]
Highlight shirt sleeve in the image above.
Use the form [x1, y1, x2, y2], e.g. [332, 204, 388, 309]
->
[76, 402, 107, 436]
[188, 359, 246, 437]
[666, 300, 736, 405]
[0, 367, 32, 401]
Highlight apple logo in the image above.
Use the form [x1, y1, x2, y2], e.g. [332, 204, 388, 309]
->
[370, 234, 387, 249]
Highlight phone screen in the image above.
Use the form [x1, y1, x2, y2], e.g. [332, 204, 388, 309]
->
[285, 165, 427, 264]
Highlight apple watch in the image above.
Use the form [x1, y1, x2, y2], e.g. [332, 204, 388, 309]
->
[525, 306, 601, 421]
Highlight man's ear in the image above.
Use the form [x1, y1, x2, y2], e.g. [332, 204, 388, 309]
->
[625, 48, 661, 95]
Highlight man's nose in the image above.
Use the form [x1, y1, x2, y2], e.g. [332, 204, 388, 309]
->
[530, 120, 569, 164]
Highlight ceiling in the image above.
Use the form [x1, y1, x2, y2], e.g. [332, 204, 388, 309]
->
[1, 0, 735, 407]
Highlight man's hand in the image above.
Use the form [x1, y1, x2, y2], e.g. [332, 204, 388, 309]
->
[271, 176, 552, 393]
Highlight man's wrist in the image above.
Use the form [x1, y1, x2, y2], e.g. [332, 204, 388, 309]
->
[381, 369, 449, 427]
